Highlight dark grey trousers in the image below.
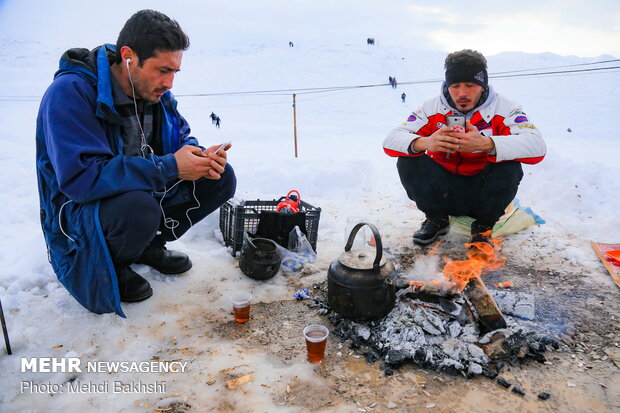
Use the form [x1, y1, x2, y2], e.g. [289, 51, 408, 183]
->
[396, 155, 523, 230]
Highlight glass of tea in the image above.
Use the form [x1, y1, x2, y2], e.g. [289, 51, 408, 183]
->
[303, 325, 329, 363]
[230, 292, 252, 323]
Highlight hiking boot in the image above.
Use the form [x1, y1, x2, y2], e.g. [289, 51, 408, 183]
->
[469, 222, 494, 257]
[470, 221, 493, 246]
[116, 266, 153, 302]
[136, 238, 192, 274]
[470, 232, 494, 248]
[412, 217, 450, 245]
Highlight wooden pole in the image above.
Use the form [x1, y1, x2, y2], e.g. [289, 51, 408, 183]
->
[0, 298, 11, 355]
[292, 93, 298, 158]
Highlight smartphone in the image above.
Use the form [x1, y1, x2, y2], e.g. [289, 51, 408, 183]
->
[445, 115, 465, 159]
[446, 114, 466, 132]
[214, 141, 231, 154]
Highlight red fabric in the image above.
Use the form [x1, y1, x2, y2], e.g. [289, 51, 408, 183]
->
[410, 111, 537, 175]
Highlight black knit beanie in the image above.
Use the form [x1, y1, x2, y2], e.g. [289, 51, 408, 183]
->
[445, 64, 488, 88]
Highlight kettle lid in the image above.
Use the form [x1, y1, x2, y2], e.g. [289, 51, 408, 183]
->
[339, 222, 385, 271]
[339, 249, 386, 270]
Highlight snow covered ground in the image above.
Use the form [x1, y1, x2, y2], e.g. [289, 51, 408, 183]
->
[0, 26, 619, 412]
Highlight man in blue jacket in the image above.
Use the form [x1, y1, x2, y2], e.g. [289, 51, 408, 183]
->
[35, 10, 236, 317]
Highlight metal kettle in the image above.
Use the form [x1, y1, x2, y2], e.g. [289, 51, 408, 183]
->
[327, 223, 396, 321]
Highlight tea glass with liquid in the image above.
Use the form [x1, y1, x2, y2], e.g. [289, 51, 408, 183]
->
[303, 325, 329, 363]
[230, 292, 252, 323]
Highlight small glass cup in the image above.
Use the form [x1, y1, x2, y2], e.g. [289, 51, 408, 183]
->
[230, 292, 252, 323]
[303, 325, 329, 363]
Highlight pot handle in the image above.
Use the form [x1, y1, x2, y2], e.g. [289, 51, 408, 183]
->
[344, 222, 383, 272]
[243, 231, 256, 250]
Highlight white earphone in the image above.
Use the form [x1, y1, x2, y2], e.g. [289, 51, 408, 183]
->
[122, 54, 199, 240]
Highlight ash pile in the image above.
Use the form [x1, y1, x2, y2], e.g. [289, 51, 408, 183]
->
[322, 284, 561, 377]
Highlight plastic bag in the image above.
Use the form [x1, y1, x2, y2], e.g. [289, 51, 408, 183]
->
[449, 199, 545, 237]
[275, 226, 317, 272]
[293, 288, 311, 300]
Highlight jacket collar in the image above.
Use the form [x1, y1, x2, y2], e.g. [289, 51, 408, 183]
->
[94, 44, 117, 119]
[440, 83, 497, 119]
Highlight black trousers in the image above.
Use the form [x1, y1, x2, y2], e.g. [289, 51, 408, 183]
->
[396, 155, 523, 230]
[99, 164, 237, 267]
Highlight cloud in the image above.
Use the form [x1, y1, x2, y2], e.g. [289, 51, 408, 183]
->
[401, 1, 620, 57]
[424, 10, 620, 56]
[0, 0, 618, 57]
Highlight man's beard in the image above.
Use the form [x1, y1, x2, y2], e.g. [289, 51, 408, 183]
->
[131, 73, 162, 103]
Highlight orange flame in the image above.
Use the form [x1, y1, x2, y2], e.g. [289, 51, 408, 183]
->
[428, 240, 444, 255]
[441, 231, 505, 293]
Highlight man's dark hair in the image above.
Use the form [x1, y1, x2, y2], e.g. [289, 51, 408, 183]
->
[115, 9, 190, 65]
[444, 49, 487, 71]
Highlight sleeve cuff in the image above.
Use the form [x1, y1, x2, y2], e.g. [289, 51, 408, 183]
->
[161, 153, 179, 180]
[408, 138, 423, 154]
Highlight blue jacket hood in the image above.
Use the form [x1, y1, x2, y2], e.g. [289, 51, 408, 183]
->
[56, 44, 119, 120]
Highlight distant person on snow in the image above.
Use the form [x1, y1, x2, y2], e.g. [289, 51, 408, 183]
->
[392, 77, 397, 88]
[289, 41, 294, 47]
[383, 49, 546, 246]
[215, 116, 221, 128]
[210, 111, 217, 123]
[401, 92, 406, 103]
[35, 9, 236, 316]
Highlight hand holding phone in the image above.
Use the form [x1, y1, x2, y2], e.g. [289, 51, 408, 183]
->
[202, 141, 231, 157]
[446, 114, 466, 133]
[214, 141, 232, 154]
[200, 141, 231, 179]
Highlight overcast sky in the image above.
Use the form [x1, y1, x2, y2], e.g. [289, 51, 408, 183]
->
[0, 0, 618, 57]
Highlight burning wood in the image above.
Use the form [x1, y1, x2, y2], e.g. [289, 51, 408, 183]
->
[463, 277, 507, 332]
[408, 281, 455, 297]
[404, 234, 508, 332]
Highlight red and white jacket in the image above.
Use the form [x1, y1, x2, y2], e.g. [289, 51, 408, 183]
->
[383, 86, 546, 176]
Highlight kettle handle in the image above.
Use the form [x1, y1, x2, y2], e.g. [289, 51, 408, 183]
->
[344, 222, 383, 272]
[286, 190, 300, 202]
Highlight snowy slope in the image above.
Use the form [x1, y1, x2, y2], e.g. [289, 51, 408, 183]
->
[0, 37, 619, 411]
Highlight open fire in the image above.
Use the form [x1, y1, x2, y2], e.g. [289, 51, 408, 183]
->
[320, 233, 560, 377]
[409, 231, 505, 295]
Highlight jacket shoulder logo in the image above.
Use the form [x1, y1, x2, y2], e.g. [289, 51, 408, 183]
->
[514, 115, 529, 123]
[517, 123, 536, 129]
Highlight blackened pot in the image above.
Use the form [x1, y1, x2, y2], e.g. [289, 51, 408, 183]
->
[239, 233, 282, 280]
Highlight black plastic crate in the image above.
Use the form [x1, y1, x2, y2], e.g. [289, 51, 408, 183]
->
[219, 197, 321, 256]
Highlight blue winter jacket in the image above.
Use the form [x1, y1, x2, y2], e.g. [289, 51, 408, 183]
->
[35, 44, 199, 317]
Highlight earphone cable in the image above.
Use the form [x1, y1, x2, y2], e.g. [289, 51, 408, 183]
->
[126, 59, 154, 157]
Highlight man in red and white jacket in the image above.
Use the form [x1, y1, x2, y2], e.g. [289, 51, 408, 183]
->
[383, 49, 546, 245]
